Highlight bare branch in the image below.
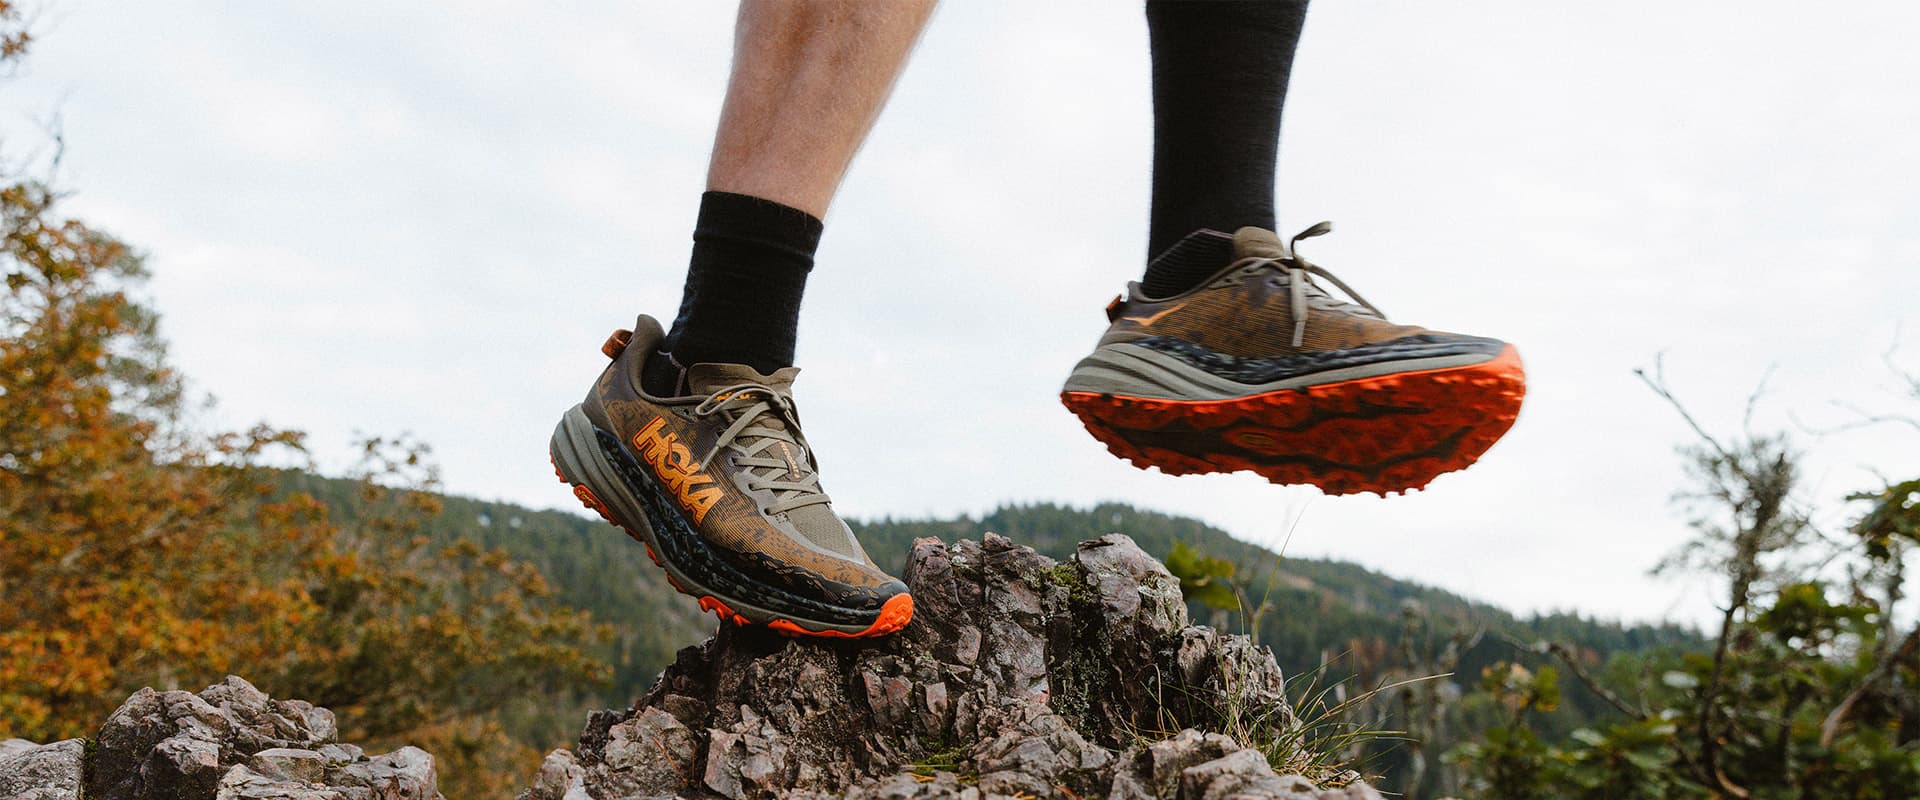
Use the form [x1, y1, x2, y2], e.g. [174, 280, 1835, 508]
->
[1820, 623, 1920, 747]
[1508, 635, 1648, 720]
[1743, 364, 1777, 439]
[1635, 355, 1733, 461]
[1832, 402, 1920, 435]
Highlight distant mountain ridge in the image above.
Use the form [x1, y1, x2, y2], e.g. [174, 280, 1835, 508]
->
[275, 470, 1702, 797]
[849, 503, 1701, 706]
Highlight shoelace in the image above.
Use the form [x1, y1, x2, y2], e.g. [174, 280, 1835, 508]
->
[692, 383, 831, 516]
[1226, 221, 1387, 348]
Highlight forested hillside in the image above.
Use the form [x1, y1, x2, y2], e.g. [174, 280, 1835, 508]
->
[279, 474, 1703, 792]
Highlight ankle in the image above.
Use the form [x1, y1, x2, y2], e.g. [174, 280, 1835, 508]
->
[1139, 229, 1236, 298]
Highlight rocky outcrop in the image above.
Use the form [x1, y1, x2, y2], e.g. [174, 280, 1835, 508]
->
[0, 677, 439, 800]
[0, 738, 83, 800]
[520, 534, 1382, 800]
[0, 534, 1379, 800]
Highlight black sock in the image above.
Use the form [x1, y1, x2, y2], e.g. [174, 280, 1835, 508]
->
[641, 191, 823, 396]
[1141, 0, 1308, 297]
[1141, 230, 1238, 299]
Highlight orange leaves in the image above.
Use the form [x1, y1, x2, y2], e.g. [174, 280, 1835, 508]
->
[5, 130, 604, 800]
[0, 3, 19, 64]
[1, 179, 606, 749]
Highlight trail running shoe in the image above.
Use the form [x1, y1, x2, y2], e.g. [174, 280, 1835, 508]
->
[1061, 223, 1525, 496]
[548, 315, 913, 638]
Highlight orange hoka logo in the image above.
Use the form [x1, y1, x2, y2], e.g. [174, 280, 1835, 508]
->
[632, 416, 723, 524]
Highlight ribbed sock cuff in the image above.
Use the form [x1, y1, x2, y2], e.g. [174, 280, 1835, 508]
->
[1140, 229, 1236, 299]
[644, 191, 824, 395]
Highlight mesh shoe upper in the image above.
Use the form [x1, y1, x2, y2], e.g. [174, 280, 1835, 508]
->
[1100, 225, 1463, 359]
[582, 318, 902, 613]
[1062, 223, 1525, 496]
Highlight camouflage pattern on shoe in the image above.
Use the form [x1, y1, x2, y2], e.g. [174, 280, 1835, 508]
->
[550, 316, 912, 637]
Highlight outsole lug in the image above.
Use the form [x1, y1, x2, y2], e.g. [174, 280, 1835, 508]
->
[1062, 345, 1525, 496]
[547, 455, 912, 638]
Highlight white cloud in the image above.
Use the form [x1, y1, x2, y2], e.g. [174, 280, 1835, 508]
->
[5, 0, 1917, 628]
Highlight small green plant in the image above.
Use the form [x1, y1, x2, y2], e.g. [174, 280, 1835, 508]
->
[1165, 540, 1280, 643]
[1445, 362, 1920, 798]
[906, 737, 976, 785]
[1164, 540, 1420, 787]
[1259, 659, 1430, 787]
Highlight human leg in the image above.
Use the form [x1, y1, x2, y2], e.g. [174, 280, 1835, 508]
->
[552, 1, 934, 639]
[1062, 1, 1526, 496]
[707, 0, 938, 220]
[645, 0, 937, 396]
[1141, 0, 1307, 297]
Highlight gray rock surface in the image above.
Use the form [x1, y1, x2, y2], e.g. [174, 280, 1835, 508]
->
[3, 535, 1378, 800]
[328, 746, 437, 800]
[248, 748, 327, 784]
[521, 533, 1381, 799]
[0, 737, 85, 800]
[68, 675, 443, 800]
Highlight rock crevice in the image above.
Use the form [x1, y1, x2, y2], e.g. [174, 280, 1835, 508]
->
[0, 534, 1378, 800]
[523, 533, 1377, 800]
[0, 677, 440, 800]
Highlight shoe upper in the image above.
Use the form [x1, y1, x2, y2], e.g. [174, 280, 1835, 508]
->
[1099, 225, 1478, 359]
[582, 317, 905, 612]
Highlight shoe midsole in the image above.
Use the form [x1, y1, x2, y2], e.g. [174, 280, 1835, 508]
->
[1062, 337, 1503, 401]
[549, 404, 879, 633]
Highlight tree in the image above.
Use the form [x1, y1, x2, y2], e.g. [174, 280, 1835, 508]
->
[1448, 364, 1920, 799]
[1, 13, 606, 792]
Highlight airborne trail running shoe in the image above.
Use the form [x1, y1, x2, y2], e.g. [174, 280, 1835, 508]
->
[548, 315, 913, 638]
[1061, 223, 1526, 496]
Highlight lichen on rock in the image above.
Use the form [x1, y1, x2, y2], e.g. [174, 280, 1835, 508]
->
[520, 533, 1375, 800]
[0, 535, 1379, 800]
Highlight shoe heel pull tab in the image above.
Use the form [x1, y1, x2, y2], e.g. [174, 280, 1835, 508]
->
[602, 329, 634, 360]
[1104, 294, 1124, 323]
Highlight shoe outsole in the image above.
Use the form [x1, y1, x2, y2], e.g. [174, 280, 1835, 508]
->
[1061, 344, 1525, 496]
[550, 458, 914, 639]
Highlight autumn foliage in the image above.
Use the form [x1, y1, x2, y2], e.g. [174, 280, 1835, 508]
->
[0, 13, 607, 792]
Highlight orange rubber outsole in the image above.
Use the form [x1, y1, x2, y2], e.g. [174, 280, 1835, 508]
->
[552, 457, 913, 639]
[1062, 345, 1526, 496]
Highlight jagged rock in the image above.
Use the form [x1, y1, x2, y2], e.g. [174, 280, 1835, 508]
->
[215, 766, 345, 800]
[3, 533, 1381, 800]
[1180, 749, 1300, 800]
[248, 748, 327, 784]
[516, 750, 592, 800]
[580, 706, 699, 798]
[316, 744, 365, 768]
[0, 737, 85, 800]
[1304, 779, 1386, 800]
[532, 533, 1380, 799]
[327, 746, 437, 800]
[71, 676, 443, 800]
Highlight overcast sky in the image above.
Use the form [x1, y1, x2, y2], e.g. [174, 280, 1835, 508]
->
[6, 1, 1917, 628]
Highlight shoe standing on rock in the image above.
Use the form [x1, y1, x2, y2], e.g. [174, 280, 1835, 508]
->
[517, 533, 1390, 800]
[550, 315, 914, 639]
[548, 1, 1527, 634]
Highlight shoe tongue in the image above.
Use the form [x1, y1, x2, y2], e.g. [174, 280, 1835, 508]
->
[683, 363, 801, 396]
[1232, 227, 1289, 260]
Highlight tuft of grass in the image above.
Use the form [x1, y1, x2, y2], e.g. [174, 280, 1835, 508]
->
[1159, 534, 1422, 787]
[1253, 661, 1437, 787]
